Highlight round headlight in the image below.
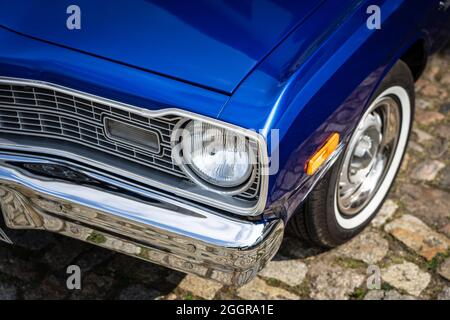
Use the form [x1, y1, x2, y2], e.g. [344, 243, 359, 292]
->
[180, 121, 253, 188]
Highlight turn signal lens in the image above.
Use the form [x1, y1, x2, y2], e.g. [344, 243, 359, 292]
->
[306, 133, 340, 175]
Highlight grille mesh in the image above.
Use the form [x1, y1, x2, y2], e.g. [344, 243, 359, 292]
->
[0, 82, 260, 200]
[0, 83, 186, 177]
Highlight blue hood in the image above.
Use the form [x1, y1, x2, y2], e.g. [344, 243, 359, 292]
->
[0, 0, 324, 94]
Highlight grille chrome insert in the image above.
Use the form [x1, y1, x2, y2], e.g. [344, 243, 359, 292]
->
[104, 117, 161, 154]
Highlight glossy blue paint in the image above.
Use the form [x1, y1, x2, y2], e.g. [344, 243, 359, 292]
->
[0, 0, 448, 221]
[219, 0, 450, 219]
[0, 26, 228, 119]
[0, 0, 325, 93]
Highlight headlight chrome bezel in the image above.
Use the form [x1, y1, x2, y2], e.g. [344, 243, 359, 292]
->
[171, 118, 260, 196]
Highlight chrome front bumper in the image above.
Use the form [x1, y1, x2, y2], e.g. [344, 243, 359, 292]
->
[0, 152, 283, 286]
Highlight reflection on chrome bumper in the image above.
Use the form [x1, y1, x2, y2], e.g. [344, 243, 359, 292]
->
[0, 153, 283, 286]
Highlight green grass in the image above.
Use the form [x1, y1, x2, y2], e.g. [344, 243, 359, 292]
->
[266, 278, 281, 287]
[427, 251, 449, 272]
[184, 293, 194, 300]
[295, 279, 312, 298]
[86, 232, 107, 244]
[350, 287, 367, 300]
[334, 257, 366, 269]
[381, 282, 395, 291]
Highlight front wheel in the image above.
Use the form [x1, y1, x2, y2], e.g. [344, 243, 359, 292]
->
[288, 60, 414, 248]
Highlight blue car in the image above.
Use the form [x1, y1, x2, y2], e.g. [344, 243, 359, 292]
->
[0, 1, 448, 285]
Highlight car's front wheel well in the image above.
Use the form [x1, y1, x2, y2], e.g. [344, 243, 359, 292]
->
[400, 39, 428, 81]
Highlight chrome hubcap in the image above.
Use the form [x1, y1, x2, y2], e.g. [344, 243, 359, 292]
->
[337, 97, 400, 216]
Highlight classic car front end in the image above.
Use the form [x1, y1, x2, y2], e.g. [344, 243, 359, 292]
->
[0, 78, 283, 286]
[0, 0, 449, 286]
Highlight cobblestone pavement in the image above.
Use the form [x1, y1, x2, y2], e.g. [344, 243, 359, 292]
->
[0, 48, 449, 300]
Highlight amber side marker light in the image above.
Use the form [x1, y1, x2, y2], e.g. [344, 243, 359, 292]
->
[306, 132, 340, 175]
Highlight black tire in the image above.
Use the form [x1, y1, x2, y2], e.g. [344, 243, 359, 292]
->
[288, 60, 415, 248]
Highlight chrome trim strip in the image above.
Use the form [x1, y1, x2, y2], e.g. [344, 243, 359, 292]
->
[0, 226, 13, 244]
[0, 141, 259, 214]
[0, 77, 269, 216]
[0, 153, 283, 285]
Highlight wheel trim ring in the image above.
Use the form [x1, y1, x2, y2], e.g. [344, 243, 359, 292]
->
[334, 86, 411, 230]
[337, 97, 399, 215]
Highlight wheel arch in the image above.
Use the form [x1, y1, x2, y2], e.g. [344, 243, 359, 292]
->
[400, 39, 428, 81]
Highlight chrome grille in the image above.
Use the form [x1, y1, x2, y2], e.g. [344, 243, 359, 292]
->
[0, 82, 261, 201]
[0, 83, 186, 177]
